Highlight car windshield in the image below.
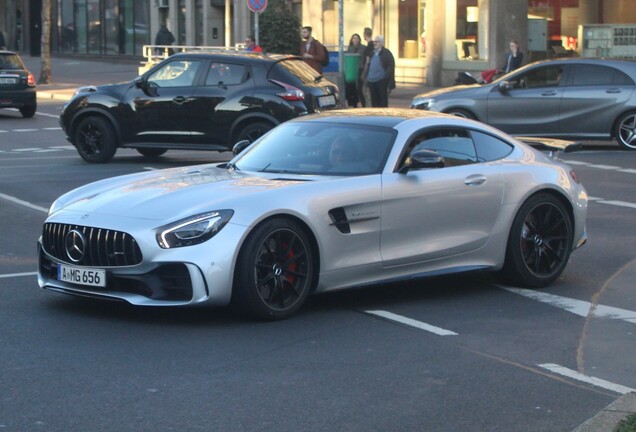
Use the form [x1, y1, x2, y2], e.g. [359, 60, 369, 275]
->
[234, 121, 396, 176]
[0, 54, 25, 70]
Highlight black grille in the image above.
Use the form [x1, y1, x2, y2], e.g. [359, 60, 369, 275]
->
[42, 223, 143, 266]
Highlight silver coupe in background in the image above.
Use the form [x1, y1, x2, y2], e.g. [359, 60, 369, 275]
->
[38, 109, 588, 320]
[411, 58, 636, 150]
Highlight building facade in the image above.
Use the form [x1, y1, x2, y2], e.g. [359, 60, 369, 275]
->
[1, 0, 635, 86]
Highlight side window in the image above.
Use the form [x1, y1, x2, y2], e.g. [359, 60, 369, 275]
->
[205, 62, 247, 86]
[513, 66, 562, 89]
[147, 60, 201, 87]
[470, 131, 513, 162]
[572, 65, 614, 86]
[410, 129, 477, 167]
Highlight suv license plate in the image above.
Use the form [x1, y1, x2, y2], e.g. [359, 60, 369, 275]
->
[318, 95, 336, 107]
[0, 78, 17, 84]
[57, 264, 106, 287]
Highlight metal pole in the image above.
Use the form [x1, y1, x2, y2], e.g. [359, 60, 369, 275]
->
[338, 0, 345, 108]
[255, 12, 259, 46]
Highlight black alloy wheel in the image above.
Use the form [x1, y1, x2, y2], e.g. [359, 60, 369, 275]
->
[502, 193, 573, 287]
[236, 121, 273, 143]
[233, 218, 316, 320]
[74, 116, 118, 163]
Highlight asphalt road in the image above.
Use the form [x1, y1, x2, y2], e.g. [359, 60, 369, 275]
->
[1, 98, 635, 431]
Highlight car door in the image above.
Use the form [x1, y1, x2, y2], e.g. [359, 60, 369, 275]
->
[559, 63, 635, 136]
[125, 59, 201, 145]
[487, 64, 565, 135]
[380, 128, 506, 267]
[187, 61, 254, 146]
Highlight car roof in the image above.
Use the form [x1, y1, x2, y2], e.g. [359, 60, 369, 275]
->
[289, 108, 455, 128]
[168, 51, 300, 65]
[518, 57, 636, 71]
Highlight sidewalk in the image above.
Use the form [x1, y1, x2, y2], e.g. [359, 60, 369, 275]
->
[21, 54, 427, 107]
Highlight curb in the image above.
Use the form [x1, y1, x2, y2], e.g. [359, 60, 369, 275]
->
[573, 393, 636, 432]
[37, 91, 73, 102]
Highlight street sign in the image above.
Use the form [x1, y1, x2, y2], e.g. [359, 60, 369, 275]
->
[247, 0, 267, 13]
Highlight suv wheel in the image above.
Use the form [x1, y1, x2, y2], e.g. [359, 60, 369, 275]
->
[20, 104, 37, 118]
[136, 148, 168, 158]
[74, 116, 118, 163]
[236, 122, 274, 143]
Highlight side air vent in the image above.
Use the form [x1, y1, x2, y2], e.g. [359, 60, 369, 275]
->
[328, 207, 350, 234]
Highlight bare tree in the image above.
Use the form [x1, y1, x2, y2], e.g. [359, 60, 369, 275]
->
[38, 0, 52, 84]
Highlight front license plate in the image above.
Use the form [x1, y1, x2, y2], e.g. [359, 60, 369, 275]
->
[57, 264, 106, 287]
[0, 77, 18, 84]
[318, 95, 336, 107]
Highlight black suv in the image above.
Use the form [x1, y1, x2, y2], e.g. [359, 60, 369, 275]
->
[60, 52, 339, 163]
[0, 50, 37, 118]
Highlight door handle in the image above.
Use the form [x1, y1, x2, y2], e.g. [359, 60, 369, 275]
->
[541, 91, 558, 96]
[172, 96, 190, 104]
[606, 89, 622, 94]
[464, 174, 486, 186]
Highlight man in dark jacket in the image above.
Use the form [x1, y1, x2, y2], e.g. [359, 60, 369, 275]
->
[299, 26, 327, 73]
[154, 25, 175, 55]
[365, 35, 395, 108]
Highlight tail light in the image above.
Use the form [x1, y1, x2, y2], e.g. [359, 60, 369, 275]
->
[270, 79, 304, 101]
[26, 73, 36, 87]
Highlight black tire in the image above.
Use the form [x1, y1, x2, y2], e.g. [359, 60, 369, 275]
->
[232, 218, 316, 320]
[445, 108, 476, 120]
[501, 193, 573, 288]
[614, 111, 636, 150]
[20, 104, 37, 118]
[235, 121, 273, 143]
[136, 148, 167, 158]
[74, 116, 118, 163]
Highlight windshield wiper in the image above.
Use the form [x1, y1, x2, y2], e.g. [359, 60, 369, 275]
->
[225, 161, 240, 171]
[314, 75, 324, 83]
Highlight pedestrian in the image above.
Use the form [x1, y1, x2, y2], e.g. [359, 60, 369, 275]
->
[154, 24, 175, 56]
[245, 35, 263, 53]
[345, 33, 364, 107]
[359, 27, 374, 107]
[364, 35, 395, 108]
[501, 40, 523, 73]
[299, 26, 327, 74]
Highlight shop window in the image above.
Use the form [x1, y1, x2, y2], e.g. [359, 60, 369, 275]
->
[444, 0, 487, 62]
[398, 0, 426, 59]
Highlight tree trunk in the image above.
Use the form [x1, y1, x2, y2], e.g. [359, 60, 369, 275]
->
[38, 0, 52, 84]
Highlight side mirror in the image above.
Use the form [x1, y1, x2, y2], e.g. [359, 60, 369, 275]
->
[498, 81, 512, 93]
[400, 149, 445, 173]
[232, 139, 251, 156]
[134, 76, 146, 89]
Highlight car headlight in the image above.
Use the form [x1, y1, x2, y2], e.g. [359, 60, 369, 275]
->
[156, 210, 234, 249]
[411, 97, 435, 110]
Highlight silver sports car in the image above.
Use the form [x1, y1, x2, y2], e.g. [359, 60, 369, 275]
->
[38, 109, 588, 320]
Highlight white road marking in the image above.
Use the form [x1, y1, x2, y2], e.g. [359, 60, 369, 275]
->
[0, 192, 49, 213]
[538, 363, 636, 394]
[12, 148, 43, 152]
[0, 271, 38, 279]
[365, 310, 458, 336]
[597, 200, 636, 210]
[36, 112, 61, 119]
[619, 168, 636, 174]
[42, 127, 63, 130]
[501, 287, 636, 324]
[13, 129, 39, 133]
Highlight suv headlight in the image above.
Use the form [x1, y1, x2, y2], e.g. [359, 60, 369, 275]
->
[411, 97, 435, 110]
[156, 210, 234, 249]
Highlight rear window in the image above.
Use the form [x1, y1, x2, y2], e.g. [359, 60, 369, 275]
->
[269, 59, 322, 85]
[571, 64, 634, 86]
[0, 54, 25, 70]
